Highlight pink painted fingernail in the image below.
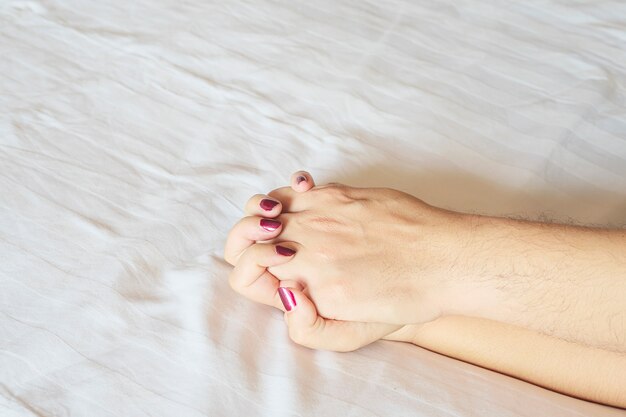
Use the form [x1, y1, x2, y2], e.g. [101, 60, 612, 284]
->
[296, 175, 306, 184]
[260, 218, 281, 231]
[278, 288, 296, 311]
[260, 198, 279, 211]
[276, 245, 296, 256]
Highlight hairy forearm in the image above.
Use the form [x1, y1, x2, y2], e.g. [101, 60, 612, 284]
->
[385, 316, 626, 408]
[438, 214, 626, 353]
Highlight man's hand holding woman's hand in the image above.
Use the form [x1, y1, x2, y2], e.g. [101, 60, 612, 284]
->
[224, 172, 626, 407]
[222, 170, 467, 351]
[224, 170, 626, 355]
[223, 171, 409, 351]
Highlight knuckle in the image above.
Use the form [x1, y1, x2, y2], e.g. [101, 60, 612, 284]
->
[307, 215, 343, 234]
[317, 184, 365, 206]
[320, 183, 346, 198]
[294, 211, 347, 238]
[346, 196, 369, 212]
[310, 240, 344, 263]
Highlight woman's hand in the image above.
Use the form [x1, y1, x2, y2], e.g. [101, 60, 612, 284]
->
[264, 180, 472, 325]
[224, 171, 403, 351]
[226, 170, 626, 354]
[224, 171, 626, 407]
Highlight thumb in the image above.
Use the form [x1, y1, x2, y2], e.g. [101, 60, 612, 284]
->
[277, 287, 401, 352]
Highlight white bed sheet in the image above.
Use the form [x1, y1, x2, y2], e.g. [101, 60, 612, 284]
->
[1, 0, 625, 416]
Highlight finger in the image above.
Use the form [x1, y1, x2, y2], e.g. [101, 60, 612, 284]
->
[224, 216, 283, 265]
[229, 243, 299, 310]
[267, 186, 310, 212]
[244, 194, 282, 217]
[290, 170, 315, 193]
[266, 171, 315, 211]
[278, 287, 402, 352]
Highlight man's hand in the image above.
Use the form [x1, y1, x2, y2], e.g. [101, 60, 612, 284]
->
[229, 171, 626, 353]
[224, 171, 402, 351]
[224, 171, 626, 407]
[264, 181, 465, 325]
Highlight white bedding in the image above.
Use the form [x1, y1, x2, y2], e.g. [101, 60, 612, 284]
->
[1, 0, 625, 416]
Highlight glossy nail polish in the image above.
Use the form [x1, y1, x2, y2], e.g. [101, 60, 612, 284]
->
[275, 245, 296, 256]
[296, 175, 306, 184]
[260, 199, 279, 211]
[260, 218, 281, 231]
[278, 288, 296, 311]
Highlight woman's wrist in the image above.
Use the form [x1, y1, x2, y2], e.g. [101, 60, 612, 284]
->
[384, 316, 626, 408]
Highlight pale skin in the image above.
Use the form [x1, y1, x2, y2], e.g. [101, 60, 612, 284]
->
[224, 171, 626, 408]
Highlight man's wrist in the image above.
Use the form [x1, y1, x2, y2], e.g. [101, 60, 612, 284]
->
[404, 209, 495, 323]
[437, 214, 527, 318]
[436, 212, 626, 351]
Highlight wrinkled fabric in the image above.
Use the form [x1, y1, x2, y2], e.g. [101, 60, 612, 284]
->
[1, 0, 625, 416]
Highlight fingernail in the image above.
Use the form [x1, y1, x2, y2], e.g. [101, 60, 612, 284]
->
[260, 218, 281, 231]
[276, 245, 296, 256]
[296, 175, 306, 184]
[260, 198, 279, 211]
[278, 288, 297, 311]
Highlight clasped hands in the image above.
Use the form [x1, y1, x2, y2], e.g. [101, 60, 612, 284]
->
[224, 170, 477, 351]
[224, 179, 626, 408]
